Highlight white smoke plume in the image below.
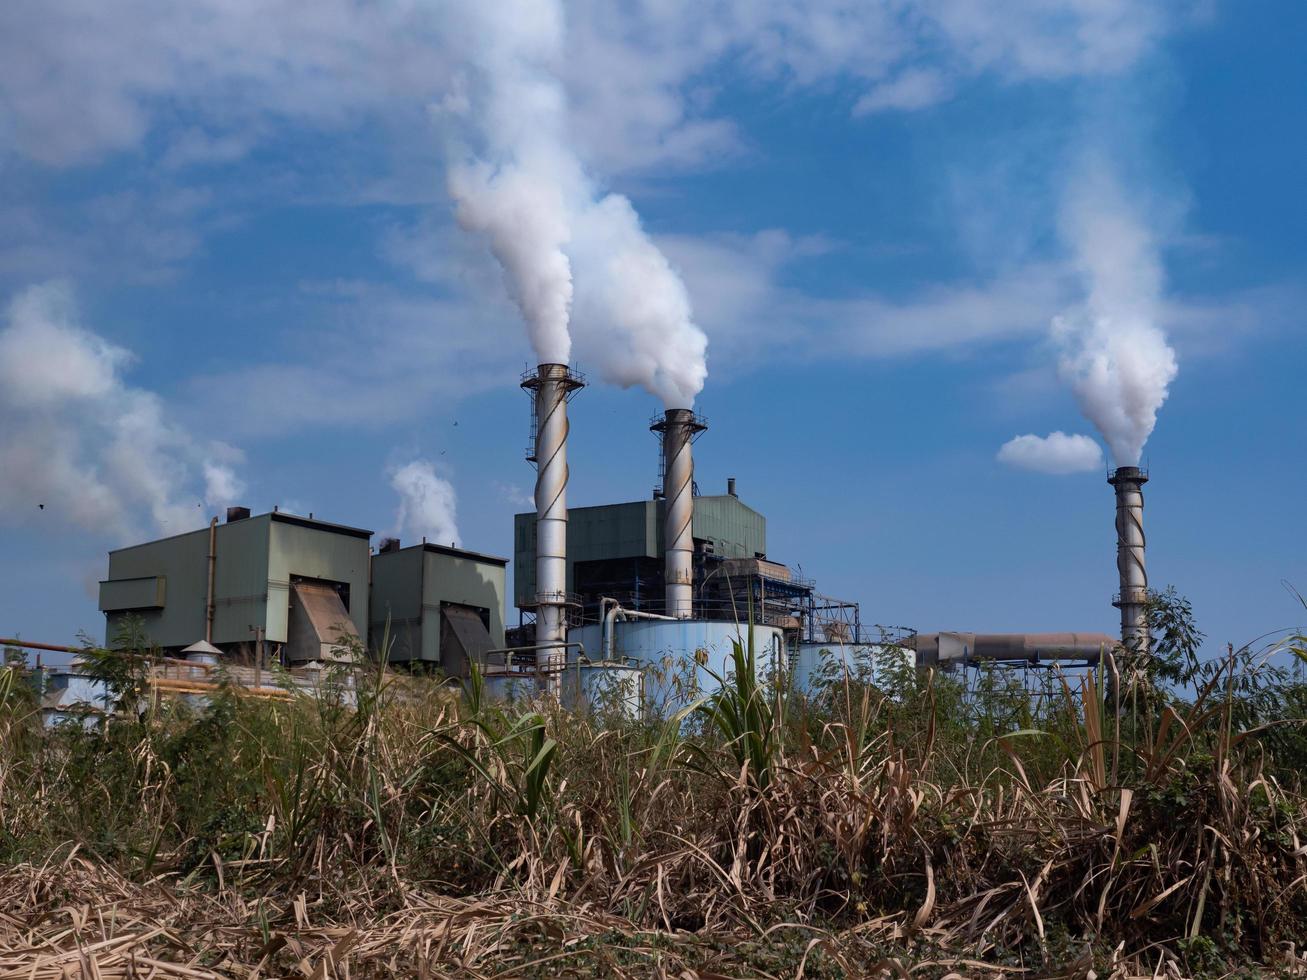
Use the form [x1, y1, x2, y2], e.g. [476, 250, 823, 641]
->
[1052, 158, 1178, 465]
[390, 460, 460, 547]
[998, 431, 1103, 474]
[0, 281, 246, 539]
[442, 0, 708, 407]
[203, 457, 245, 509]
[445, 2, 579, 366]
[571, 194, 709, 408]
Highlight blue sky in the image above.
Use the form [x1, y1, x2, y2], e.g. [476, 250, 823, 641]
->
[1, 0, 1302, 658]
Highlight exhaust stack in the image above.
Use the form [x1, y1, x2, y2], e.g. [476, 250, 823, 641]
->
[1109, 465, 1150, 655]
[652, 408, 707, 619]
[522, 364, 584, 679]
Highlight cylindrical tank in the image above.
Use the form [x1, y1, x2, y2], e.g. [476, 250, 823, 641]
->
[561, 662, 644, 718]
[570, 619, 784, 715]
[482, 671, 541, 704]
[1109, 466, 1150, 655]
[791, 641, 914, 693]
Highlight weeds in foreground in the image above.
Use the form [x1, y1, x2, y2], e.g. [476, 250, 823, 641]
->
[1, 600, 1306, 977]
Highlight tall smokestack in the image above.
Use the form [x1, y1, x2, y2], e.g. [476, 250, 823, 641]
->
[522, 364, 584, 682]
[652, 408, 706, 619]
[1108, 466, 1150, 655]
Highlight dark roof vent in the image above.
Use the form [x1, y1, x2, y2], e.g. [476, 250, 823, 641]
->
[226, 506, 251, 523]
[379, 537, 401, 554]
[727, 477, 737, 497]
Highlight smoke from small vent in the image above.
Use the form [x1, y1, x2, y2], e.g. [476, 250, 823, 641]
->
[390, 461, 459, 548]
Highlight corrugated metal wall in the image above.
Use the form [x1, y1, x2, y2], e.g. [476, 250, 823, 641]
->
[267, 520, 370, 645]
[513, 495, 766, 610]
[102, 514, 370, 652]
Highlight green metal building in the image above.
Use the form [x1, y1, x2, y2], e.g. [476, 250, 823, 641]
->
[99, 510, 372, 662]
[513, 492, 766, 615]
[369, 542, 508, 676]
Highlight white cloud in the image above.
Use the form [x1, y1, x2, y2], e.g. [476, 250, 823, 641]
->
[997, 431, 1103, 474]
[0, 283, 129, 403]
[657, 229, 1074, 366]
[0, 0, 1199, 175]
[853, 67, 953, 114]
[493, 481, 534, 509]
[0, 281, 246, 539]
[186, 282, 522, 439]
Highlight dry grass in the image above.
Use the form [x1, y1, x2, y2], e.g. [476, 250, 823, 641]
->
[2, 645, 1307, 978]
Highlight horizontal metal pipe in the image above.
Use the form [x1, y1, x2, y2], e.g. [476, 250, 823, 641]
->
[0, 638, 83, 654]
[912, 631, 1118, 667]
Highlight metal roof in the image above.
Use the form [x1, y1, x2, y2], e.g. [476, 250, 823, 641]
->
[108, 510, 373, 554]
[269, 511, 372, 539]
[402, 542, 509, 567]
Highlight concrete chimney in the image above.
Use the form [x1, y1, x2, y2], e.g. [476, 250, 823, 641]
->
[522, 364, 584, 679]
[652, 408, 707, 619]
[1108, 466, 1150, 655]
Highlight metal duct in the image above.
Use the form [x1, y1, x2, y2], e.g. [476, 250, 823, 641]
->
[652, 408, 706, 619]
[1109, 466, 1150, 655]
[913, 631, 1116, 669]
[521, 364, 584, 679]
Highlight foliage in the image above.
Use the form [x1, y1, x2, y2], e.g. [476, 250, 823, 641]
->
[2, 596, 1306, 976]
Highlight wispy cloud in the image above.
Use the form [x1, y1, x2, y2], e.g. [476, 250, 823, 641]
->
[0, 280, 246, 539]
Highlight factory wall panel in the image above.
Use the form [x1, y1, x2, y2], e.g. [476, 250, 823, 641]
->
[688, 495, 766, 559]
[421, 550, 506, 666]
[267, 520, 370, 647]
[104, 527, 212, 649]
[99, 576, 166, 612]
[211, 516, 272, 647]
[369, 548, 424, 661]
[513, 512, 537, 607]
[513, 496, 766, 612]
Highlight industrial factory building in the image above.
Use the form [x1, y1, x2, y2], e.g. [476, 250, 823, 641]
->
[88, 358, 1151, 713]
[512, 485, 867, 644]
[369, 540, 507, 674]
[98, 509, 509, 670]
[99, 508, 372, 663]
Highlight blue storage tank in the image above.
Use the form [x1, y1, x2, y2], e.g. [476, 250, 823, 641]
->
[569, 620, 785, 715]
[789, 641, 915, 694]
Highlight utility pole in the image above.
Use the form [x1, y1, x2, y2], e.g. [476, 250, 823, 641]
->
[250, 625, 265, 691]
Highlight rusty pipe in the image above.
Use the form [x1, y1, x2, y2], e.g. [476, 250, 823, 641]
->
[206, 516, 218, 644]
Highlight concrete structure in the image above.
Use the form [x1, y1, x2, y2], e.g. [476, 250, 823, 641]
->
[369, 541, 507, 676]
[1109, 466, 1151, 654]
[99, 510, 371, 663]
[651, 409, 707, 619]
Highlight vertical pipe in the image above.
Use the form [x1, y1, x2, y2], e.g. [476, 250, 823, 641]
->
[523, 364, 583, 693]
[205, 517, 218, 644]
[1109, 466, 1150, 655]
[656, 408, 704, 619]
